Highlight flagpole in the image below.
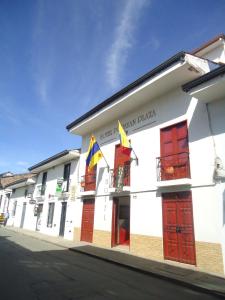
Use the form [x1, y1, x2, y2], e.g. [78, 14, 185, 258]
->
[100, 148, 110, 172]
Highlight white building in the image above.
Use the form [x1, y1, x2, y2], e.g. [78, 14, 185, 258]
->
[28, 149, 80, 240]
[66, 35, 225, 275]
[6, 175, 37, 230]
[0, 173, 32, 216]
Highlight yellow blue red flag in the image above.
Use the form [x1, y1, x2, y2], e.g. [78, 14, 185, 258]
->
[118, 120, 131, 148]
[86, 135, 103, 170]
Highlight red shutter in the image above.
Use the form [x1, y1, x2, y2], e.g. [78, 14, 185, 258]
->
[114, 144, 131, 187]
[84, 166, 96, 191]
[160, 121, 190, 180]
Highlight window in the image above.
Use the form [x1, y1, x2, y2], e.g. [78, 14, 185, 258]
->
[41, 172, 47, 195]
[12, 189, 16, 194]
[12, 201, 17, 217]
[63, 163, 71, 192]
[0, 195, 2, 208]
[47, 203, 55, 227]
[24, 189, 28, 197]
[159, 120, 190, 180]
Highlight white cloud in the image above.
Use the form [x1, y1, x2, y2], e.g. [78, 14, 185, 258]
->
[106, 0, 149, 88]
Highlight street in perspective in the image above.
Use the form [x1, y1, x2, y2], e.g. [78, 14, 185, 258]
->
[0, 228, 223, 300]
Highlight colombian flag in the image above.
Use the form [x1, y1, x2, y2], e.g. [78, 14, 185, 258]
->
[118, 120, 132, 156]
[86, 135, 103, 170]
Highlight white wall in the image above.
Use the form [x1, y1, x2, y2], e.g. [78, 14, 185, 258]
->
[34, 158, 79, 240]
[77, 87, 224, 246]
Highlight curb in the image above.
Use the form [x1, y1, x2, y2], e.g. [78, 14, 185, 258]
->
[4, 227, 70, 250]
[69, 247, 225, 299]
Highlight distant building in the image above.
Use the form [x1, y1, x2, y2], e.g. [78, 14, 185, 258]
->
[66, 35, 225, 275]
[27, 149, 80, 240]
[0, 173, 33, 215]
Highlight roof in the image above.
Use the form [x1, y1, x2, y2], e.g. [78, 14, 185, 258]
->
[66, 51, 186, 131]
[28, 149, 80, 171]
[182, 64, 225, 92]
[0, 172, 13, 178]
[0, 173, 34, 189]
[4, 174, 36, 189]
[191, 34, 225, 55]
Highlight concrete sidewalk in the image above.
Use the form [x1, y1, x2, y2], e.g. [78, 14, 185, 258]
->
[4, 226, 225, 298]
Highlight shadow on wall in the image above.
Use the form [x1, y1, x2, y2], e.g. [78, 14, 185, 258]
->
[188, 98, 225, 143]
[96, 167, 105, 190]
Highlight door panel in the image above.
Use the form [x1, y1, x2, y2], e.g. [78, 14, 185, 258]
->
[162, 192, 196, 265]
[84, 166, 96, 191]
[114, 144, 131, 187]
[81, 199, 95, 243]
[160, 121, 190, 180]
[163, 199, 179, 261]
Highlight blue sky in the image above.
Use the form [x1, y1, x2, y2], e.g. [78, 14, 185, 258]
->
[0, 0, 225, 173]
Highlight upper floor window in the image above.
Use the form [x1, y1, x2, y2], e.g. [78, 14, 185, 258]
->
[47, 202, 55, 227]
[83, 165, 96, 191]
[41, 172, 47, 195]
[158, 120, 190, 181]
[113, 144, 131, 188]
[63, 163, 71, 192]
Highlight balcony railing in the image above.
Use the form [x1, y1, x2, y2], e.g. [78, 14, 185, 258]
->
[110, 162, 130, 189]
[156, 152, 190, 181]
[81, 174, 96, 191]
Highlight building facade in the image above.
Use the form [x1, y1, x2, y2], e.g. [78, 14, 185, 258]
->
[28, 149, 80, 240]
[4, 150, 80, 241]
[66, 35, 225, 275]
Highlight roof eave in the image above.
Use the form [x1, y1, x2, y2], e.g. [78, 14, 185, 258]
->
[66, 51, 186, 132]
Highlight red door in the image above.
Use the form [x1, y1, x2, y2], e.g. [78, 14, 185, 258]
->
[162, 191, 196, 265]
[84, 166, 96, 191]
[114, 144, 131, 187]
[81, 199, 95, 243]
[160, 121, 190, 180]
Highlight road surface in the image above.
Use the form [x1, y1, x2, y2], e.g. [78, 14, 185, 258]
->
[0, 228, 220, 300]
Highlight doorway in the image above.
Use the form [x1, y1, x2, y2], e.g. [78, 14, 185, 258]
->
[111, 197, 130, 247]
[162, 191, 196, 265]
[80, 199, 95, 243]
[59, 202, 67, 237]
[20, 202, 27, 228]
[36, 204, 43, 231]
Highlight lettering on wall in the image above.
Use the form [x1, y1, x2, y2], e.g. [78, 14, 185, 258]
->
[99, 109, 157, 144]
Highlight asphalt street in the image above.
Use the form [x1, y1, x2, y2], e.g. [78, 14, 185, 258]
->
[0, 228, 221, 300]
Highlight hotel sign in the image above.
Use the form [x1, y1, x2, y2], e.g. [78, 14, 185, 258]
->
[99, 109, 156, 143]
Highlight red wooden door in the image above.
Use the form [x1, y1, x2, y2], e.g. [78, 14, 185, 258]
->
[84, 166, 96, 191]
[160, 121, 190, 180]
[81, 199, 95, 243]
[114, 144, 131, 187]
[162, 191, 196, 265]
